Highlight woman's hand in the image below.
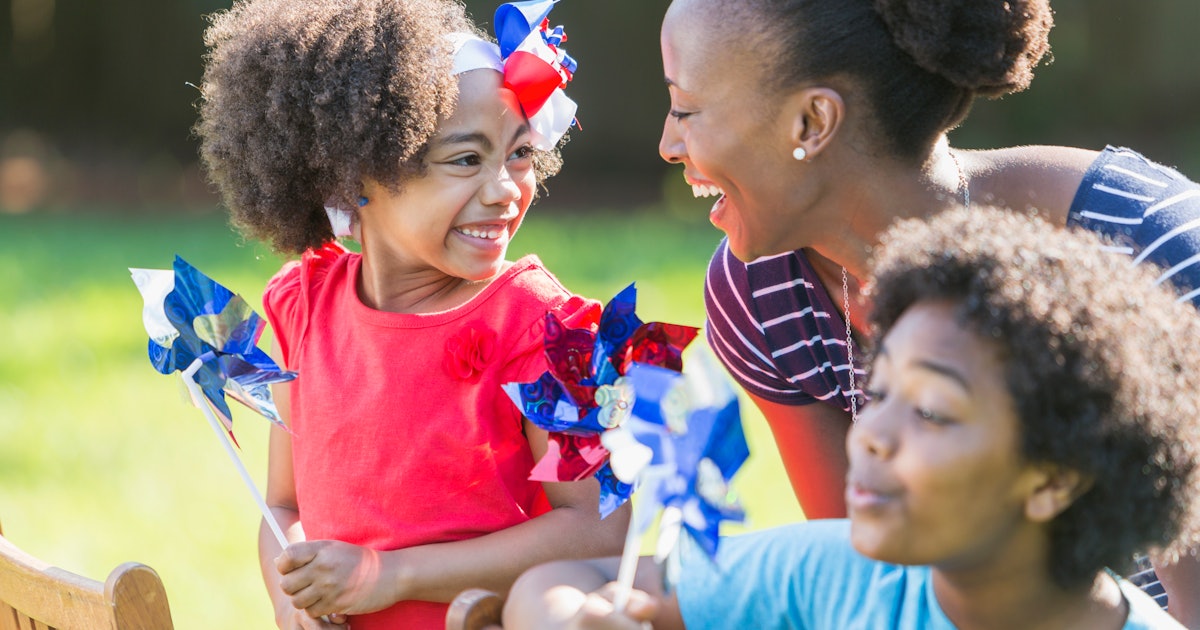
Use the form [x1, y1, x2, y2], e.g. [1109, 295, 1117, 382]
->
[276, 539, 400, 619]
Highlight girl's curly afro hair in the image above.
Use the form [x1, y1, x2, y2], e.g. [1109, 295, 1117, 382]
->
[869, 206, 1200, 588]
[195, 0, 563, 255]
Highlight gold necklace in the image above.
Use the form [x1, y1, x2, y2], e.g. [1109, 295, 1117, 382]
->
[842, 151, 970, 422]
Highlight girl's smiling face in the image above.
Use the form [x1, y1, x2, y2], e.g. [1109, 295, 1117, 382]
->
[846, 300, 1052, 571]
[658, 0, 809, 261]
[358, 69, 536, 284]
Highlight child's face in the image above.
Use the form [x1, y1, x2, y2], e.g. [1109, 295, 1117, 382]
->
[845, 300, 1049, 571]
[358, 69, 537, 282]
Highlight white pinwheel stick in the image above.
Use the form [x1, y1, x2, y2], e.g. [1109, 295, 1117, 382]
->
[611, 498, 645, 613]
[180, 358, 289, 550]
[600, 424, 658, 613]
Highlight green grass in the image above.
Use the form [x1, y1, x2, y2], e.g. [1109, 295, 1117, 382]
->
[0, 206, 803, 629]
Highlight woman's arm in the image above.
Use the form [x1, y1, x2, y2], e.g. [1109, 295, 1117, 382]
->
[749, 391, 851, 519]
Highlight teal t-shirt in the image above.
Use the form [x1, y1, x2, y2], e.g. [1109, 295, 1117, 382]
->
[676, 520, 1181, 629]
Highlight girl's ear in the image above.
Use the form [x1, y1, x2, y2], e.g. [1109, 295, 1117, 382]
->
[1024, 465, 1093, 522]
[785, 87, 844, 161]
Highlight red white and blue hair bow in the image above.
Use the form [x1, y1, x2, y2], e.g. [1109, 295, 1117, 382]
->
[449, 0, 578, 150]
[329, 1, 578, 240]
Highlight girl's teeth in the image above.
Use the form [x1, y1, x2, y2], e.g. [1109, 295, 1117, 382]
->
[459, 227, 502, 239]
[690, 183, 723, 198]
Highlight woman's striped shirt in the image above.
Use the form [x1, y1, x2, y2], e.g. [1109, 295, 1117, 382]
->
[704, 145, 1200, 416]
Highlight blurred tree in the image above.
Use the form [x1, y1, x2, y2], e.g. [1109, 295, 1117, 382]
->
[956, 0, 1200, 175]
[0, 0, 1197, 209]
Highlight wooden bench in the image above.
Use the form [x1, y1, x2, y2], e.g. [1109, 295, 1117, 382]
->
[0, 519, 174, 630]
[445, 588, 504, 630]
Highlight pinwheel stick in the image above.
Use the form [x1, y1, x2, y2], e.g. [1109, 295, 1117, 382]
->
[611, 498, 645, 613]
[181, 358, 289, 549]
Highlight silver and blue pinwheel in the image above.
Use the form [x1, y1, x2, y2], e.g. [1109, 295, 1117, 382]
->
[131, 255, 296, 548]
[600, 352, 749, 611]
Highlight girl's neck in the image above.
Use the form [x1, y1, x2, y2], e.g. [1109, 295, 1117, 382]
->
[932, 565, 1127, 630]
[808, 137, 966, 282]
[356, 254, 508, 314]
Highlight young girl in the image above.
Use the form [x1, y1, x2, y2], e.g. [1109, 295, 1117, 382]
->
[194, 0, 628, 628]
[503, 207, 1200, 629]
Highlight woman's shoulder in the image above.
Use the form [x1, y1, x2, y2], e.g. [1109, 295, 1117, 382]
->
[965, 145, 1101, 225]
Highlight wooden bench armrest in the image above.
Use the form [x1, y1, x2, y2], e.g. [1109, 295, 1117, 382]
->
[0, 518, 175, 629]
[446, 588, 505, 630]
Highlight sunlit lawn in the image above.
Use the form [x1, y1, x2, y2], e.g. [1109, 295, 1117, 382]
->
[0, 204, 803, 629]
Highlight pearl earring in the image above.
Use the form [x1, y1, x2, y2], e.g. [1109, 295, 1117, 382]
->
[792, 147, 807, 161]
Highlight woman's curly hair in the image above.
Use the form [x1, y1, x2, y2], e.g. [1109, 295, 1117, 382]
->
[868, 206, 1200, 588]
[195, 0, 563, 255]
[713, 0, 1052, 159]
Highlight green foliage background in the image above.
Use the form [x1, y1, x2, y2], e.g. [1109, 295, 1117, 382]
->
[2, 0, 1198, 209]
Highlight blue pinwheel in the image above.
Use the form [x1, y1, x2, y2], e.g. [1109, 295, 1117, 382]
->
[599, 353, 749, 611]
[131, 256, 296, 439]
[131, 256, 296, 548]
[614, 361, 748, 557]
[503, 283, 699, 518]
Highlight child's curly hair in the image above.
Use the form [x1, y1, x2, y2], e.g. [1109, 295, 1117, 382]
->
[195, 0, 563, 255]
[869, 206, 1200, 588]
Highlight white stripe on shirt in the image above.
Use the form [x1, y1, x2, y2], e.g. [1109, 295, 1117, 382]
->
[706, 326, 796, 395]
[771, 334, 846, 359]
[1132, 216, 1200, 265]
[1145, 190, 1200, 217]
[1103, 164, 1170, 188]
[1093, 183, 1157, 203]
[1080, 210, 1143, 225]
[752, 277, 814, 298]
[1155, 252, 1200, 286]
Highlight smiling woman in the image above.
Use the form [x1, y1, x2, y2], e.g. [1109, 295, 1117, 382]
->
[652, 0, 1200, 616]
[501, 207, 1200, 630]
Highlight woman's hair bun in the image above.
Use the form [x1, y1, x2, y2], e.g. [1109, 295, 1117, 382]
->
[872, 0, 1053, 97]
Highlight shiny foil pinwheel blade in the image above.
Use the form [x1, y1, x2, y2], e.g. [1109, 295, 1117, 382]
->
[131, 256, 297, 436]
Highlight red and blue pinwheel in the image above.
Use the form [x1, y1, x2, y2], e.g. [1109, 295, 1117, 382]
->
[503, 283, 698, 517]
[131, 256, 296, 441]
